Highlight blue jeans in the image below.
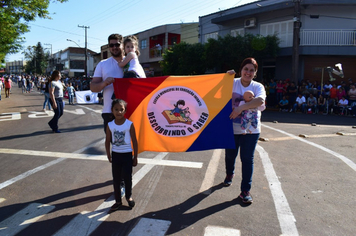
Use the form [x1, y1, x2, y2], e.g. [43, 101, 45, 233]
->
[225, 133, 260, 192]
[43, 92, 51, 110]
[293, 103, 306, 112]
[48, 98, 64, 131]
[68, 94, 74, 104]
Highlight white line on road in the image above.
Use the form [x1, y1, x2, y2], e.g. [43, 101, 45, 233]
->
[199, 149, 222, 194]
[0, 148, 202, 168]
[128, 218, 171, 236]
[204, 225, 240, 236]
[53, 152, 169, 236]
[262, 124, 356, 172]
[0, 158, 65, 190]
[256, 145, 299, 236]
[0, 203, 55, 235]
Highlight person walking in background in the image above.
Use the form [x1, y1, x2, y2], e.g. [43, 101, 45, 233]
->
[48, 71, 65, 133]
[224, 58, 266, 204]
[0, 79, 2, 100]
[118, 35, 146, 78]
[43, 79, 52, 111]
[4, 76, 12, 98]
[22, 77, 27, 93]
[66, 82, 76, 105]
[105, 99, 138, 211]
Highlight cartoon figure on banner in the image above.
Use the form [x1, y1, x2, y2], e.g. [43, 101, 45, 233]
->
[162, 99, 193, 125]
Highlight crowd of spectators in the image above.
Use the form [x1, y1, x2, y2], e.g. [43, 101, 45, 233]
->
[2, 74, 91, 94]
[264, 78, 356, 117]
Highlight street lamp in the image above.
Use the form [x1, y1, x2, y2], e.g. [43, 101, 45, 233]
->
[66, 39, 81, 48]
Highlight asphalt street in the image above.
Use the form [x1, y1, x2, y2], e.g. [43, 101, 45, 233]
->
[0, 85, 355, 236]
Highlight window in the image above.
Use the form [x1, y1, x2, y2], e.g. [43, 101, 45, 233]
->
[103, 51, 108, 59]
[141, 39, 147, 49]
[204, 32, 218, 43]
[260, 20, 293, 48]
[231, 28, 245, 37]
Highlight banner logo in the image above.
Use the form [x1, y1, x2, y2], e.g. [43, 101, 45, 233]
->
[147, 86, 209, 137]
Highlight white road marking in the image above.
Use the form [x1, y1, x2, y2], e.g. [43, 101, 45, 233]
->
[262, 124, 356, 172]
[0, 158, 65, 190]
[256, 145, 299, 236]
[0, 198, 6, 203]
[128, 218, 171, 236]
[54, 153, 169, 236]
[76, 104, 102, 113]
[0, 112, 21, 121]
[204, 225, 240, 236]
[0, 148, 202, 168]
[199, 149, 222, 194]
[0, 203, 55, 235]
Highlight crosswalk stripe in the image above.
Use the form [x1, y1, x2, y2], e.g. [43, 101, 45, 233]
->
[204, 225, 240, 236]
[0, 203, 55, 235]
[53, 152, 169, 236]
[0, 158, 65, 190]
[199, 149, 221, 194]
[128, 218, 171, 236]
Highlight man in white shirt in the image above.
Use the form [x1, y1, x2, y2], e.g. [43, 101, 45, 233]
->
[293, 93, 306, 113]
[90, 33, 124, 133]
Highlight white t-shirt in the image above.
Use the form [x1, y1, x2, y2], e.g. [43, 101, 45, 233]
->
[232, 78, 266, 134]
[93, 57, 124, 113]
[126, 53, 146, 78]
[338, 99, 348, 106]
[108, 119, 133, 153]
[296, 96, 306, 105]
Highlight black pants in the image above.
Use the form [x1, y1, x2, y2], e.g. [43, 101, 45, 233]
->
[102, 113, 114, 133]
[48, 98, 64, 131]
[111, 152, 133, 203]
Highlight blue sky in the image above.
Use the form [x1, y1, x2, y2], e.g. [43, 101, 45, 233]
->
[6, 0, 257, 62]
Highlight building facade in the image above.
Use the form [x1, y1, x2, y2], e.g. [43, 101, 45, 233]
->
[199, 0, 356, 85]
[52, 47, 97, 77]
[5, 60, 26, 75]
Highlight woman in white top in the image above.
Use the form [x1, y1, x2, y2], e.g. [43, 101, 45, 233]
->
[224, 58, 266, 204]
[48, 70, 65, 133]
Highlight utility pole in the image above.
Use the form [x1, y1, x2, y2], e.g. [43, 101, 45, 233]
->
[44, 43, 52, 73]
[78, 25, 90, 77]
[292, 0, 301, 84]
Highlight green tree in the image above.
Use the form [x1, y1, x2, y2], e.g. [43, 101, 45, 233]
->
[205, 33, 280, 72]
[23, 42, 50, 74]
[160, 42, 206, 75]
[0, 0, 67, 62]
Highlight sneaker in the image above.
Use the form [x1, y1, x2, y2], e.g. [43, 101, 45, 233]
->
[110, 202, 122, 212]
[239, 191, 253, 204]
[127, 198, 135, 208]
[223, 174, 234, 186]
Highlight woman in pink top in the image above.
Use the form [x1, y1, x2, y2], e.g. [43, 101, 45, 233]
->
[4, 77, 12, 98]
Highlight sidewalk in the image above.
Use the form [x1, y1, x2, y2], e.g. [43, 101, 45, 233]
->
[262, 108, 356, 127]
